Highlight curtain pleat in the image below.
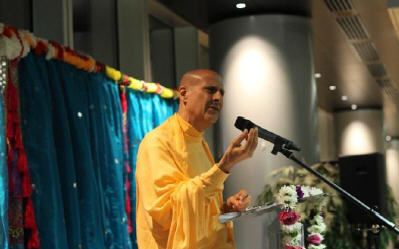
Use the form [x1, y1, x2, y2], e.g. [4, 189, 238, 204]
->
[0, 71, 8, 249]
[14, 51, 177, 249]
[126, 90, 178, 249]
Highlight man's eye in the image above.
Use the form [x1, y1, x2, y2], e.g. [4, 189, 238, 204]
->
[206, 88, 216, 93]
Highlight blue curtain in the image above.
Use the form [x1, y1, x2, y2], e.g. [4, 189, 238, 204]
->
[0, 84, 8, 249]
[126, 90, 178, 249]
[15, 51, 178, 249]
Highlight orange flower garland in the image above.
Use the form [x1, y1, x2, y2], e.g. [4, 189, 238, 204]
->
[0, 23, 178, 99]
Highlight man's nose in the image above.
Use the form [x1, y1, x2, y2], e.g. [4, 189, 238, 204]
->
[213, 91, 223, 101]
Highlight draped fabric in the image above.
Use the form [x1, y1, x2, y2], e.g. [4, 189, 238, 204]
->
[12, 51, 178, 249]
[7, 65, 40, 249]
[126, 90, 178, 249]
[0, 75, 8, 249]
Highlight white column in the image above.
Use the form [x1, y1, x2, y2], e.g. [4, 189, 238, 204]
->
[210, 14, 318, 249]
[386, 139, 399, 217]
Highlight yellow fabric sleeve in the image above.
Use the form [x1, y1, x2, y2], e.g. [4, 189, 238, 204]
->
[136, 134, 234, 249]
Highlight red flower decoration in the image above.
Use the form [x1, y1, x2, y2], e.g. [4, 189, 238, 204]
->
[3, 26, 15, 38]
[278, 210, 301, 225]
[34, 40, 49, 56]
[307, 234, 321, 244]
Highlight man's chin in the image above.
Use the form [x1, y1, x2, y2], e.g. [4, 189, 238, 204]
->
[205, 113, 219, 123]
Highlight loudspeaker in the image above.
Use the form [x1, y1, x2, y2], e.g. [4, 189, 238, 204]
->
[338, 153, 387, 225]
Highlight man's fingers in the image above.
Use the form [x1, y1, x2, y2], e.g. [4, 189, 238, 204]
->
[233, 129, 248, 146]
[234, 195, 252, 211]
[243, 128, 257, 153]
[249, 128, 258, 152]
[237, 190, 248, 199]
[241, 128, 255, 152]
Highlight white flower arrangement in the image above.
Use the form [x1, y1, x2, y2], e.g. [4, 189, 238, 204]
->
[308, 244, 326, 249]
[0, 34, 21, 60]
[45, 41, 56, 60]
[20, 30, 37, 48]
[17, 30, 30, 58]
[277, 185, 298, 208]
[277, 185, 327, 249]
[309, 187, 323, 196]
[307, 223, 326, 234]
[87, 55, 96, 72]
[312, 215, 324, 226]
[0, 26, 31, 61]
[281, 222, 303, 233]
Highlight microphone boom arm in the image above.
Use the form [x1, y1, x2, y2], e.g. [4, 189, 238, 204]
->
[276, 147, 399, 235]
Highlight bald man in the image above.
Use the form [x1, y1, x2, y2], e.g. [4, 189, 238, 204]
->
[135, 69, 258, 249]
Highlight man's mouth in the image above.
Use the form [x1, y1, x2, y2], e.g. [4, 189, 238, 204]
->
[208, 105, 220, 112]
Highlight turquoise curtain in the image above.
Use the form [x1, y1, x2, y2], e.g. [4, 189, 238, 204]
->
[15, 51, 178, 249]
[126, 90, 178, 249]
[0, 83, 8, 249]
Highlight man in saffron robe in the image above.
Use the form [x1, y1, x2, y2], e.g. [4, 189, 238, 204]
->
[136, 69, 258, 249]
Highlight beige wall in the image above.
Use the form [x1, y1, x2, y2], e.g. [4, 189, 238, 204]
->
[318, 108, 337, 161]
[335, 109, 383, 156]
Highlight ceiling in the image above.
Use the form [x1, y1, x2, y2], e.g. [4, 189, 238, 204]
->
[156, 0, 399, 135]
[156, 0, 311, 30]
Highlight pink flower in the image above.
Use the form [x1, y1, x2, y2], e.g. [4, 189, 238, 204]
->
[307, 234, 321, 244]
[283, 244, 304, 249]
[278, 211, 301, 225]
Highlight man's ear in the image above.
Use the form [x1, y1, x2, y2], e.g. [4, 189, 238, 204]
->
[179, 86, 188, 104]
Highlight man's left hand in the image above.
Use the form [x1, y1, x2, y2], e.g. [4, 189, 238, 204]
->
[224, 190, 251, 213]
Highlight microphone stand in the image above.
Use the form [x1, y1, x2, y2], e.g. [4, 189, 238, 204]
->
[270, 137, 399, 235]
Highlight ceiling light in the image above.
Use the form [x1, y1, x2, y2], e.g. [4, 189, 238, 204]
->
[236, 3, 246, 9]
[386, 135, 392, 142]
[341, 95, 348, 101]
[314, 73, 322, 79]
[351, 104, 357, 110]
[329, 85, 336, 91]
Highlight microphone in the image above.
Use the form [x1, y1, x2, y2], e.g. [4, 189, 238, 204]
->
[234, 116, 301, 152]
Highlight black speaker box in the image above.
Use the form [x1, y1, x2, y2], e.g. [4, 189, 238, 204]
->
[338, 153, 387, 225]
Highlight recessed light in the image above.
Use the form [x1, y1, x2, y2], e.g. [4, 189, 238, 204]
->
[314, 73, 322, 79]
[236, 3, 246, 9]
[341, 95, 348, 101]
[386, 135, 392, 142]
[351, 104, 357, 110]
[329, 85, 336, 91]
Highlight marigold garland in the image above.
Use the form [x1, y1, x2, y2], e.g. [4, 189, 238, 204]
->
[277, 185, 327, 249]
[0, 23, 178, 99]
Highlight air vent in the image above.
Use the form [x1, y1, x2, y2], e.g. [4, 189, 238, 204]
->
[324, 0, 354, 12]
[336, 16, 369, 40]
[376, 79, 399, 100]
[367, 64, 387, 78]
[352, 42, 379, 62]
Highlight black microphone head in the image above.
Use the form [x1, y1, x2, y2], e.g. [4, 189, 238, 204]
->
[285, 141, 301, 152]
[235, 116, 255, 131]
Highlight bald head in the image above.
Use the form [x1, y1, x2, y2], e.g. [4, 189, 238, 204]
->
[177, 69, 224, 131]
[179, 69, 221, 89]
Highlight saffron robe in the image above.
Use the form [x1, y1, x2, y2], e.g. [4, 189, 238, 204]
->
[136, 113, 235, 249]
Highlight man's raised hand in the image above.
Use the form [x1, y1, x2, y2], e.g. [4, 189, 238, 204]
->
[218, 127, 258, 173]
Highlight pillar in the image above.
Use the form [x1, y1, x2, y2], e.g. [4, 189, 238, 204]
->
[210, 15, 318, 249]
